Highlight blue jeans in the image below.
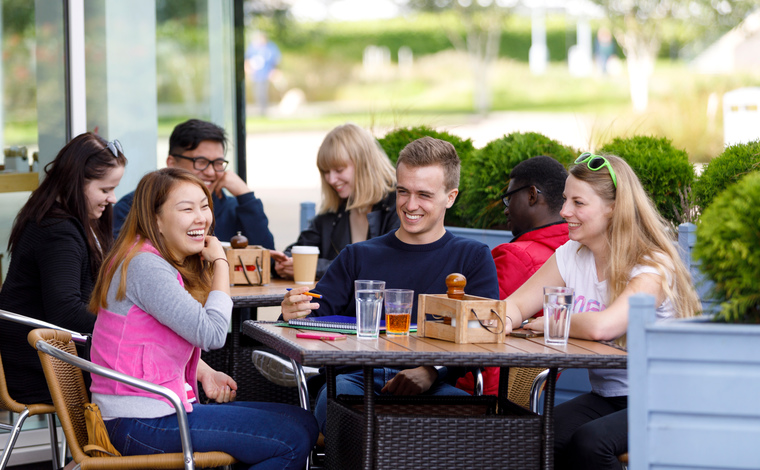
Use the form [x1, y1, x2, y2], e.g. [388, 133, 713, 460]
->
[105, 401, 318, 470]
[314, 367, 470, 433]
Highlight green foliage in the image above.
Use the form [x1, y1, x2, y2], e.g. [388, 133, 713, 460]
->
[598, 136, 695, 226]
[456, 132, 578, 230]
[378, 126, 475, 227]
[378, 125, 475, 166]
[694, 172, 760, 323]
[692, 140, 760, 213]
[273, 13, 574, 63]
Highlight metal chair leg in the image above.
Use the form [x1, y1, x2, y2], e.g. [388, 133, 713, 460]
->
[290, 359, 312, 469]
[46, 414, 60, 469]
[58, 431, 68, 469]
[0, 408, 31, 470]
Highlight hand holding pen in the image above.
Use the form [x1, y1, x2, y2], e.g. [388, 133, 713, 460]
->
[286, 288, 323, 299]
[282, 286, 321, 321]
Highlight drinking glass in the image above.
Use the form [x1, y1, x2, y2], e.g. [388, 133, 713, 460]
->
[355, 280, 385, 339]
[543, 287, 575, 346]
[384, 289, 414, 336]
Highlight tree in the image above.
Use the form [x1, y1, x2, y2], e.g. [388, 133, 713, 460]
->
[590, 0, 756, 112]
[402, 0, 517, 115]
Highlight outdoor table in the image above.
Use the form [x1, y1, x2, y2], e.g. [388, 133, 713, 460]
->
[200, 280, 314, 402]
[242, 320, 627, 470]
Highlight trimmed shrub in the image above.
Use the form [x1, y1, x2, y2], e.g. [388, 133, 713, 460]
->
[694, 172, 760, 323]
[692, 140, 760, 213]
[456, 132, 578, 230]
[378, 125, 475, 166]
[598, 136, 695, 226]
[378, 126, 476, 227]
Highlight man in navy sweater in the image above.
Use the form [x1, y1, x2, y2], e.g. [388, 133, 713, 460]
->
[112, 119, 274, 248]
[283, 136, 499, 433]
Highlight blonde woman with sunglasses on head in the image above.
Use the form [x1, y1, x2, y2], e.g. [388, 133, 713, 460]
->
[503, 153, 700, 469]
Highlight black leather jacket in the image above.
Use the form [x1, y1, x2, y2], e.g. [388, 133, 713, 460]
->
[284, 192, 399, 279]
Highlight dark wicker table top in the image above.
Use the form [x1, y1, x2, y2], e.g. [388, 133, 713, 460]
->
[242, 321, 627, 370]
[231, 279, 315, 308]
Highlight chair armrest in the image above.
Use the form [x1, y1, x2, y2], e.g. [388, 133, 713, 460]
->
[0, 309, 86, 339]
[35, 339, 195, 469]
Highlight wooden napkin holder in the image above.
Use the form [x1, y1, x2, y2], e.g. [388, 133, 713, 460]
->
[416, 293, 506, 344]
[225, 245, 270, 285]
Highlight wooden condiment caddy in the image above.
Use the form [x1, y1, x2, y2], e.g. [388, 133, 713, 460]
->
[225, 232, 270, 285]
[416, 273, 505, 344]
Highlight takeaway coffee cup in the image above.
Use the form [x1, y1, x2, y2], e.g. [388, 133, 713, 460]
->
[291, 246, 320, 284]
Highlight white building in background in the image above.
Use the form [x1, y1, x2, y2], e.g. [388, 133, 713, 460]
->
[691, 9, 760, 74]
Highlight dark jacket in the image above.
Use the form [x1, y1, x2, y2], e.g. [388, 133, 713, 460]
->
[285, 192, 399, 279]
[0, 216, 97, 404]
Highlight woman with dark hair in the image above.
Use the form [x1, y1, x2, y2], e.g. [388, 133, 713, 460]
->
[0, 132, 126, 404]
[89, 168, 317, 468]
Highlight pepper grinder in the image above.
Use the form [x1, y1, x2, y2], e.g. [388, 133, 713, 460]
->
[230, 231, 248, 249]
[446, 273, 466, 300]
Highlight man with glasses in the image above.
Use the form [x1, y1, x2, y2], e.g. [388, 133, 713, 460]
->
[456, 155, 569, 395]
[113, 119, 275, 249]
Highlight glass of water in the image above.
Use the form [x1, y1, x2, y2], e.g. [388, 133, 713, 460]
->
[543, 287, 575, 346]
[355, 280, 385, 339]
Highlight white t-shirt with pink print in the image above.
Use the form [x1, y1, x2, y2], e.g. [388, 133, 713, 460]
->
[555, 240, 675, 397]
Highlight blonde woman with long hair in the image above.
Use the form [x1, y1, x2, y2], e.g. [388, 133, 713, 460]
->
[272, 123, 398, 279]
[505, 153, 700, 469]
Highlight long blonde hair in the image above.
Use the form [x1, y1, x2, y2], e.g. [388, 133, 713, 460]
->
[570, 155, 700, 325]
[316, 123, 396, 214]
[90, 168, 215, 312]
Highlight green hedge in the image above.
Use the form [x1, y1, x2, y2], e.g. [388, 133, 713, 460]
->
[692, 140, 760, 213]
[598, 136, 695, 226]
[694, 172, 760, 323]
[378, 126, 475, 227]
[456, 132, 577, 229]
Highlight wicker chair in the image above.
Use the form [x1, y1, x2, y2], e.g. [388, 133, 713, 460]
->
[528, 369, 628, 470]
[0, 309, 82, 470]
[28, 328, 236, 470]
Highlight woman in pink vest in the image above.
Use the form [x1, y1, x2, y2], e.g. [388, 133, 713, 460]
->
[88, 167, 318, 469]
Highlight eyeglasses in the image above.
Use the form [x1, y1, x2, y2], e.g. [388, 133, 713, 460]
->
[106, 140, 123, 158]
[501, 185, 541, 208]
[574, 152, 617, 188]
[170, 154, 229, 172]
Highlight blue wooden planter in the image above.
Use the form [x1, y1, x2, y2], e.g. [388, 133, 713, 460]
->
[628, 294, 760, 470]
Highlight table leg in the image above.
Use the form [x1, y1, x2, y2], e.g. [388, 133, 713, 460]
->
[541, 367, 558, 470]
[326, 366, 336, 400]
[362, 366, 375, 470]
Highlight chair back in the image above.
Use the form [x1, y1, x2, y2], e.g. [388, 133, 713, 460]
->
[0, 347, 27, 415]
[27, 328, 91, 462]
[28, 328, 237, 470]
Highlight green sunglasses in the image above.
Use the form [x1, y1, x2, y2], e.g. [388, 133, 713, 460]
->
[574, 152, 618, 188]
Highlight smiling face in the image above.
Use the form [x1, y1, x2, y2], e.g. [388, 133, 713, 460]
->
[395, 162, 458, 245]
[167, 140, 225, 190]
[84, 165, 124, 220]
[156, 181, 212, 262]
[560, 174, 614, 250]
[322, 160, 356, 200]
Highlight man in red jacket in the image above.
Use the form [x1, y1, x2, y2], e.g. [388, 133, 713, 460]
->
[458, 155, 569, 395]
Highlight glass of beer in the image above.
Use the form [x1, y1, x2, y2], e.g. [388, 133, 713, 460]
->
[384, 289, 414, 336]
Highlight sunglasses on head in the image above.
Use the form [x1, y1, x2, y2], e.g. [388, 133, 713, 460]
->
[574, 152, 617, 188]
[106, 140, 123, 158]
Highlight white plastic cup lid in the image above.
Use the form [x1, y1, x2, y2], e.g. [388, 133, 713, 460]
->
[291, 246, 320, 255]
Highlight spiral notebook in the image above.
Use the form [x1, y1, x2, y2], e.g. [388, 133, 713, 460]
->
[279, 315, 417, 334]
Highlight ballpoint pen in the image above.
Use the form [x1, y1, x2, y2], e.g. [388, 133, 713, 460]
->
[286, 288, 323, 299]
